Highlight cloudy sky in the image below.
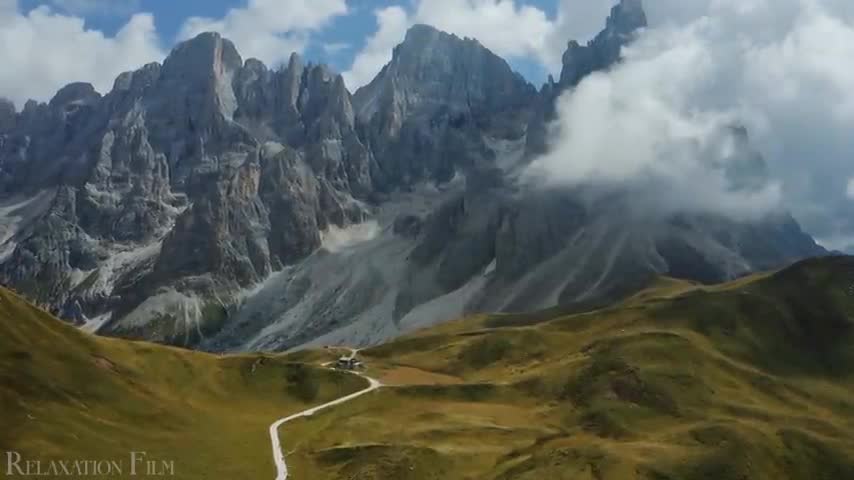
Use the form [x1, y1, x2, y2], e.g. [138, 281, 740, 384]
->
[1, 0, 854, 250]
[2, 0, 602, 105]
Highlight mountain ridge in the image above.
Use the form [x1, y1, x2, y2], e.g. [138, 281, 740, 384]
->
[0, 0, 827, 351]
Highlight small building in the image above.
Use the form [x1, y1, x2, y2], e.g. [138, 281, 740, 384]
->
[336, 356, 363, 370]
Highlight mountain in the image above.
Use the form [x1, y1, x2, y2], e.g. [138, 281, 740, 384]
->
[0, 32, 375, 338]
[0, 0, 826, 351]
[527, 0, 648, 156]
[4, 256, 854, 478]
[559, 0, 648, 88]
[353, 24, 536, 187]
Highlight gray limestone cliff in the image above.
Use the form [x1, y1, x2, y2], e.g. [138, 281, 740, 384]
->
[0, 32, 373, 338]
[353, 24, 536, 188]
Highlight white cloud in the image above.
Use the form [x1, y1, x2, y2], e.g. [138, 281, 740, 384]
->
[527, 0, 854, 245]
[552, 0, 614, 41]
[847, 178, 854, 199]
[0, 3, 163, 107]
[0, 0, 350, 106]
[345, 0, 570, 90]
[322, 42, 351, 55]
[524, 24, 783, 220]
[413, 0, 555, 61]
[178, 0, 347, 66]
[537, 0, 615, 69]
[0, 0, 15, 19]
[342, 6, 409, 90]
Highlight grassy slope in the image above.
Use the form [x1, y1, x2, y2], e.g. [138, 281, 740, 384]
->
[280, 257, 854, 480]
[0, 287, 367, 479]
[3, 257, 854, 480]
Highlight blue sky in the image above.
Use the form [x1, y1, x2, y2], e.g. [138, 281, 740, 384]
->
[15, 0, 569, 87]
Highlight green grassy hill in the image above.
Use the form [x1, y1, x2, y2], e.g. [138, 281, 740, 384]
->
[282, 256, 854, 479]
[3, 257, 854, 479]
[0, 287, 366, 479]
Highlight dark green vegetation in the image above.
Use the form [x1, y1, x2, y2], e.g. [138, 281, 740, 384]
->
[0, 288, 366, 479]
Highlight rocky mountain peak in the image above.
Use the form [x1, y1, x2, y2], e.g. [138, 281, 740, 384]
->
[287, 52, 303, 71]
[559, 0, 647, 89]
[279, 52, 305, 111]
[403, 23, 443, 42]
[157, 32, 243, 122]
[354, 24, 534, 122]
[527, 0, 649, 157]
[393, 23, 483, 64]
[111, 62, 161, 96]
[242, 57, 267, 73]
[48, 82, 101, 110]
[605, 0, 648, 37]
[350, 23, 536, 188]
[162, 31, 243, 79]
[228, 49, 359, 149]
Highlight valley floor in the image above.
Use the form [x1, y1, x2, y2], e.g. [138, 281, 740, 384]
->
[4, 257, 854, 479]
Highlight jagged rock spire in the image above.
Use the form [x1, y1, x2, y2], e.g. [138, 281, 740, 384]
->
[559, 0, 648, 88]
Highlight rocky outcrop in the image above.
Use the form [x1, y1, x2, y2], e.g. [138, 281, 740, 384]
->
[1, 187, 100, 311]
[354, 24, 536, 188]
[527, 0, 648, 156]
[0, 32, 372, 338]
[558, 0, 647, 89]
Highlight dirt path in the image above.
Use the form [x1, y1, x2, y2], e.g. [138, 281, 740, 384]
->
[269, 351, 381, 480]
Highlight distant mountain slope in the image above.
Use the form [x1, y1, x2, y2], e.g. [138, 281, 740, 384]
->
[279, 255, 854, 479]
[0, 286, 365, 479]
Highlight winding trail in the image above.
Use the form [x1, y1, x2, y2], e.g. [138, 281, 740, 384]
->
[270, 350, 382, 480]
